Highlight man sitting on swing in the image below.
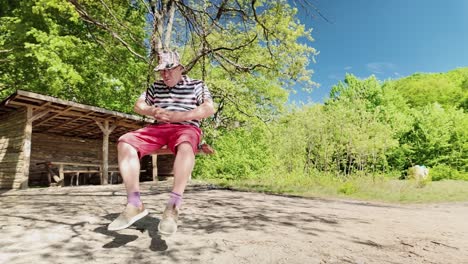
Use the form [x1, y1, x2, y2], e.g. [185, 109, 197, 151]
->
[108, 50, 215, 236]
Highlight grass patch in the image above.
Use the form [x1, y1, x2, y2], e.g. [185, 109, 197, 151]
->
[196, 174, 468, 203]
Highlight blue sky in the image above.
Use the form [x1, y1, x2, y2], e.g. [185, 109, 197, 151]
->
[290, 0, 468, 103]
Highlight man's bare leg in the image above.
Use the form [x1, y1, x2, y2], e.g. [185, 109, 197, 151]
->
[172, 142, 196, 195]
[108, 142, 148, 231]
[158, 142, 195, 236]
[117, 142, 141, 195]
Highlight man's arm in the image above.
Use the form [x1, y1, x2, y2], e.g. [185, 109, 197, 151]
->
[154, 99, 215, 123]
[134, 97, 215, 123]
[133, 97, 158, 117]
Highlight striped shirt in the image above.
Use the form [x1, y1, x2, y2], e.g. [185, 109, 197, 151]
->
[140, 75, 212, 127]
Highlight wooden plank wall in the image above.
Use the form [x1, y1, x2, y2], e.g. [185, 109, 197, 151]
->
[0, 108, 28, 189]
[28, 133, 119, 186]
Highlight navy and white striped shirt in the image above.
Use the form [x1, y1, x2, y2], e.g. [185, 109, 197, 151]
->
[141, 75, 212, 127]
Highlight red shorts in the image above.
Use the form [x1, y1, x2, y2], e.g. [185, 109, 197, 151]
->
[118, 123, 202, 158]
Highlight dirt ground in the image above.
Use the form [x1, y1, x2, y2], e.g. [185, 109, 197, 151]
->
[1, 180, 467, 264]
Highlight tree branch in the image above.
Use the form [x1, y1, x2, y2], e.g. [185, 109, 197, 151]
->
[251, 0, 274, 57]
[214, 51, 269, 72]
[97, 0, 145, 49]
[68, 0, 147, 62]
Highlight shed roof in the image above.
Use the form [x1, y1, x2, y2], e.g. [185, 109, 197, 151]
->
[0, 90, 152, 141]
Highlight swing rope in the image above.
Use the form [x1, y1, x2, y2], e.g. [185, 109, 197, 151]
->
[201, 0, 208, 94]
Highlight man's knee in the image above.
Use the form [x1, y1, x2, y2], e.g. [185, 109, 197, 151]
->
[118, 141, 129, 150]
[176, 142, 195, 155]
[118, 141, 137, 155]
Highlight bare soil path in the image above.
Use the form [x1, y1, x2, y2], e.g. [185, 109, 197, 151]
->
[1, 181, 467, 264]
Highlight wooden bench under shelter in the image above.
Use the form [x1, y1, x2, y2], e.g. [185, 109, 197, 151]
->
[36, 161, 117, 186]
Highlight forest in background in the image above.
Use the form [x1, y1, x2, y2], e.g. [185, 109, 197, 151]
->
[1, 1, 467, 196]
[195, 68, 468, 184]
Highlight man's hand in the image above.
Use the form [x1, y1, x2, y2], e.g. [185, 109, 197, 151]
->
[153, 108, 178, 123]
[134, 97, 215, 123]
[134, 98, 178, 122]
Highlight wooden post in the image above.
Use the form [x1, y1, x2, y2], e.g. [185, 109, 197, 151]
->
[95, 120, 116, 185]
[102, 120, 109, 185]
[152, 154, 158, 182]
[23, 107, 51, 188]
[46, 164, 52, 186]
[20, 106, 33, 189]
[59, 164, 64, 187]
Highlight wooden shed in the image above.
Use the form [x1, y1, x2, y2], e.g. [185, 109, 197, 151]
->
[0, 90, 174, 189]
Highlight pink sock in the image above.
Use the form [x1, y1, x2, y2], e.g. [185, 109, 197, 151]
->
[167, 191, 183, 208]
[127, 192, 142, 207]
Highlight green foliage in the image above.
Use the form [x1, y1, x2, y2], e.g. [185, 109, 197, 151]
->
[338, 181, 358, 195]
[229, 70, 467, 187]
[323, 75, 400, 175]
[392, 68, 468, 110]
[269, 105, 316, 174]
[195, 67, 468, 203]
[0, 0, 149, 112]
[397, 104, 467, 174]
[431, 164, 468, 181]
[329, 74, 383, 110]
[194, 124, 273, 180]
[183, 0, 317, 130]
[267, 75, 400, 178]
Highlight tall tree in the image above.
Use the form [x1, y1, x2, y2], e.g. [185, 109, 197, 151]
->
[68, 0, 318, 82]
[1, 0, 319, 124]
[0, 0, 148, 112]
[399, 104, 467, 172]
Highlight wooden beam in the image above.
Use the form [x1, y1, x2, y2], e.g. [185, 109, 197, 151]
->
[29, 109, 50, 122]
[10, 101, 147, 131]
[95, 119, 117, 133]
[83, 126, 108, 138]
[56, 119, 97, 133]
[46, 111, 95, 131]
[13, 90, 151, 122]
[9, 101, 117, 121]
[34, 106, 73, 126]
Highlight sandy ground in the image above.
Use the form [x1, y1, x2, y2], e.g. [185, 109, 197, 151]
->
[0, 180, 467, 264]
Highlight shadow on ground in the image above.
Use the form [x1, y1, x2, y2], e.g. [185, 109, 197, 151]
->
[94, 213, 167, 251]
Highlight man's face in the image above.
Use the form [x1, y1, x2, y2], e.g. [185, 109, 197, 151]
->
[160, 66, 183, 87]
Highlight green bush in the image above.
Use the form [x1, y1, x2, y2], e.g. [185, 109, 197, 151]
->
[431, 164, 467, 181]
[338, 181, 358, 195]
[194, 125, 273, 180]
